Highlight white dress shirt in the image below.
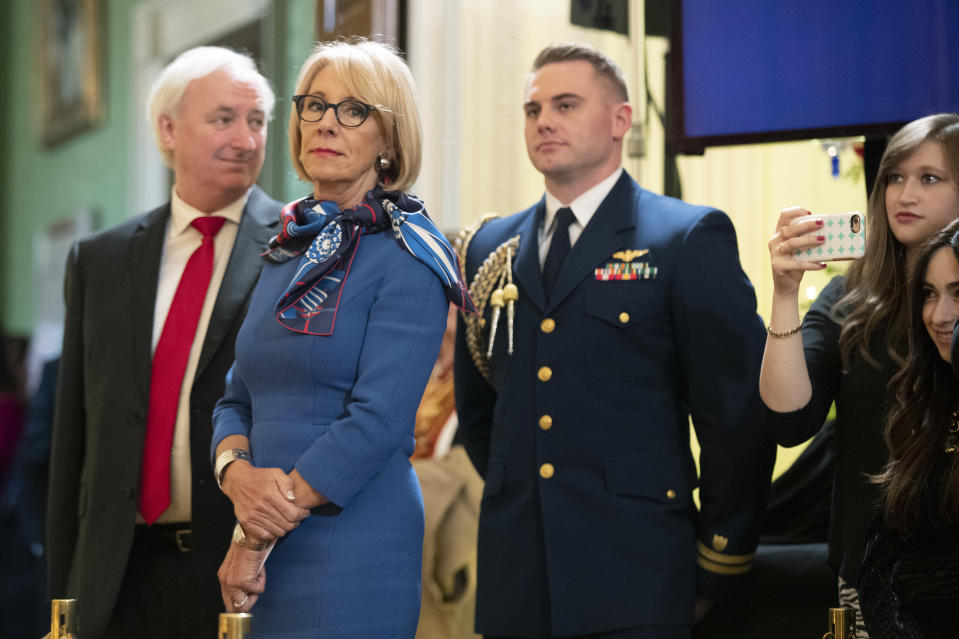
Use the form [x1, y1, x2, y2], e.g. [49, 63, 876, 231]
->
[538, 167, 623, 267]
[141, 187, 248, 524]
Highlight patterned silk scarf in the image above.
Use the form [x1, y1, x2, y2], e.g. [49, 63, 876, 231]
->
[263, 188, 476, 335]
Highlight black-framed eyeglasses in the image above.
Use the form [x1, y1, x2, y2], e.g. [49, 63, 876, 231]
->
[292, 95, 376, 127]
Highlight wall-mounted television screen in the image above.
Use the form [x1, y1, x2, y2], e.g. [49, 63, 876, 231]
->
[668, 0, 959, 154]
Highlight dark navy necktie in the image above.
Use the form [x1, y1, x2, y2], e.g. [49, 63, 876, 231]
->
[542, 207, 575, 295]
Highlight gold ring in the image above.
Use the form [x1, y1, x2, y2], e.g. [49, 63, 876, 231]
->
[233, 594, 249, 608]
[780, 226, 789, 239]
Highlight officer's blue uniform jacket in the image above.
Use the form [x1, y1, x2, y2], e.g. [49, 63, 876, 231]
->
[454, 171, 776, 637]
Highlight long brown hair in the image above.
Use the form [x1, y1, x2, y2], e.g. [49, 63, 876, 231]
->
[879, 220, 959, 534]
[837, 113, 959, 368]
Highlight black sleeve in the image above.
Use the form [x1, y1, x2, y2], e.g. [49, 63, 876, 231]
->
[452, 239, 497, 480]
[951, 318, 959, 381]
[45, 244, 85, 598]
[763, 276, 846, 447]
[669, 210, 777, 598]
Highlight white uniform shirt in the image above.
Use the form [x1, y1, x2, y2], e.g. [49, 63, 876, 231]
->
[538, 167, 623, 267]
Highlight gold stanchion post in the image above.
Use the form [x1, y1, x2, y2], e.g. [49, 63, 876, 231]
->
[822, 606, 856, 639]
[218, 612, 252, 638]
[49, 598, 78, 639]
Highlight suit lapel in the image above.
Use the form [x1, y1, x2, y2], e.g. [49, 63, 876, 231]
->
[195, 186, 279, 379]
[545, 173, 638, 312]
[512, 201, 547, 312]
[128, 206, 169, 403]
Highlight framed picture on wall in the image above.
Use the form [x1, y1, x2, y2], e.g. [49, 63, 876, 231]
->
[315, 0, 403, 49]
[40, 0, 104, 147]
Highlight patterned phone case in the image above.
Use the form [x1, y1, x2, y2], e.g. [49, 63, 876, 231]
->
[794, 211, 866, 261]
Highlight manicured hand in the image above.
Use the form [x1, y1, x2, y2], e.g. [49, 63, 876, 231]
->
[769, 206, 827, 296]
[222, 462, 310, 539]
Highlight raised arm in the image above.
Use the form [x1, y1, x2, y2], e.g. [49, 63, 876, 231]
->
[759, 206, 827, 410]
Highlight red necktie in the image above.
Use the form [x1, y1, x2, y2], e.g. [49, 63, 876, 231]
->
[139, 216, 226, 524]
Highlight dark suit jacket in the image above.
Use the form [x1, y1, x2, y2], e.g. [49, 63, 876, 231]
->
[46, 186, 280, 638]
[454, 172, 775, 636]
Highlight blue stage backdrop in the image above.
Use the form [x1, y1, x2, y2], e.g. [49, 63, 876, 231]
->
[669, 0, 959, 152]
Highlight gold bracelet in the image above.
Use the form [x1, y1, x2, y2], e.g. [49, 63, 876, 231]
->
[232, 523, 273, 551]
[767, 323, 802, 338]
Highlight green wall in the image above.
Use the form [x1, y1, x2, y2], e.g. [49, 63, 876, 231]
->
[0, 0, 317, 336]
[0, 0, 10, 327]
[277, 0, 321, 199]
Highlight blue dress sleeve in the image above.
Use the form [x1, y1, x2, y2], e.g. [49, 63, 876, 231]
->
[210, 361, 254, 463]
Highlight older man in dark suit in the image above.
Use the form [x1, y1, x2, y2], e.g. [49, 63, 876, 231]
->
[46, 46, 306, 639]
[455, 43, 776, 638]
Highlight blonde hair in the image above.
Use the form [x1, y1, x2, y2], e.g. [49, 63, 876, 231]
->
[838, 112, 959, 367]
[147, 46, 275, 167]
[288, 39, 422, 192]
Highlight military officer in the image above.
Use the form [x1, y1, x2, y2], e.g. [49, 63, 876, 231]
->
[454, 42, 775, 639]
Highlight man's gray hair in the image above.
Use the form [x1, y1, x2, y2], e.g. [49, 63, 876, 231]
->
[147, 46, 275, 166]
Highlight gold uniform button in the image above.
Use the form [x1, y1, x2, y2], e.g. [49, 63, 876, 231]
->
[539, 463, 554, 479]
[540, 318, 556, 333]
[539, 415, 553, 430]
[537, 366, 552, 382]
[666, 489, 677, 499]
[619, 312, 630, 324]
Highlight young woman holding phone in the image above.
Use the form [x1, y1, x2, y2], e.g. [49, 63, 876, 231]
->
[760, 113, 959, 637]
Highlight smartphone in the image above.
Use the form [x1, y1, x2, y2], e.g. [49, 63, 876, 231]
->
[794, 211, 866, 262]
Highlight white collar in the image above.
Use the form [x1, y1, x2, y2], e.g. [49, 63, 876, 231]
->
[542, 167, 623, 233]
[169, 187, 249, 237]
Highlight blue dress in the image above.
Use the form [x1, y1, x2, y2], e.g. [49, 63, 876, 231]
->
[213, 228, 448, 638]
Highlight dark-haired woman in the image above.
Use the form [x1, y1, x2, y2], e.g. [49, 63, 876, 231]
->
[858, 219, 959, 637]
